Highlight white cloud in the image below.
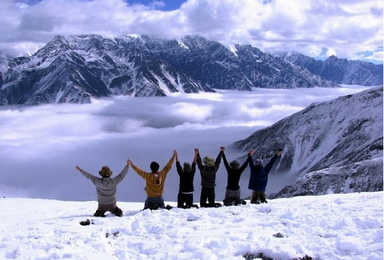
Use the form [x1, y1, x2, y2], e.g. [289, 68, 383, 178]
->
[0, 0, 381, 63]
[0, 86, 370, 202]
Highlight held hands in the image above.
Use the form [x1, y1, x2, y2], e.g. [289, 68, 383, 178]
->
[277, 148, 283, 157]
[249, 149, 254, 156]
[220, 146, 225, 152]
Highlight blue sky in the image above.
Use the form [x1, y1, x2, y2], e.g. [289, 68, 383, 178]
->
[0, 0, 382, 63]
[128, 0, 184, 11]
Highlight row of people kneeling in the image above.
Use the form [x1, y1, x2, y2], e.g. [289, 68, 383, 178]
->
[76, 147, 282, 217]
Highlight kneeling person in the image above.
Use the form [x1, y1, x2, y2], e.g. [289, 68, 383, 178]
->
[76, 160, 130, 217]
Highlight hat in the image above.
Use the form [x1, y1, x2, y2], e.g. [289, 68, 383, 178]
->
[99, 166, 113, 178]
[183, 162, 192, 173]
[150, 162, 160, 172]
[254, 159, 263, 166]
[230, 160, 240, 170]
[203, 156, 215, 167]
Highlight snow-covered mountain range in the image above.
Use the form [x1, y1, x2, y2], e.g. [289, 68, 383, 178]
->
[278, 52, 383, 86]
[231, 86, 383, 197]
[0, 34, 347, 105]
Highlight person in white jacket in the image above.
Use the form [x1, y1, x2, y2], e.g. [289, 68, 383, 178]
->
[76, 159, 129, 217]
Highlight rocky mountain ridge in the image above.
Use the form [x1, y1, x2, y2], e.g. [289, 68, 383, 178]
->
[0, 34, 342, 105]
[278, 52, 383, 86]
[231, 86, 383, 197]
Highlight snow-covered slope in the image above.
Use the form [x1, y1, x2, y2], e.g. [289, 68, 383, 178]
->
[0, 34, 340, 105]
[231, 86, 383, 196]
[279, 52, 383, 86]
[0, 192, 382, 260]
[270, 158, 383, 198]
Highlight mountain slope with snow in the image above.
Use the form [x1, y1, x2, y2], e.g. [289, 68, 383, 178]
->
[0, 34, 340, 105]
[231, 86, 383, 196]
[279, 52, 383, 86]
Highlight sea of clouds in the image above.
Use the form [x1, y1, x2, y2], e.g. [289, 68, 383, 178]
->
[0, 86, 370, 204]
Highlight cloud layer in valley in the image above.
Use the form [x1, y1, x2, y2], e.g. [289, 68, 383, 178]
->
[0, 86, 370, 203]
[0, 0, 382, 63]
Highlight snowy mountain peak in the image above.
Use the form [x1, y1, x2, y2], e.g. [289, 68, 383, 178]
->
[0, 34, 342, 105]
[278, 52, 383, 86]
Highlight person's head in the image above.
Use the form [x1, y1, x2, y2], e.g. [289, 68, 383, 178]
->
[254, 159, 263, 166]
[183, 162, 192, 173]
[203, 156, 215, 167]
[150, 161, 160, 173]
[230, 160, 240, 170]
[99, 166, 113, 178]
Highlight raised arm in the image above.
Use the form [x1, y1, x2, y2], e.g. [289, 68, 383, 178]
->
[160, 150, 177, 174]
[264, 149, 282, 174]
[248, 149, 255, 171]
[238, 151, 252, 173]
[128, 160, 147, 179]
[196, 148, 203, 170]
[214, 147, 224, 171]
[175, 151, 183, 174]
[76, 165, 97, 184]
[193, 148, 198, 163]
[221, 148, 231, 171]
[113, 159, 130, 183]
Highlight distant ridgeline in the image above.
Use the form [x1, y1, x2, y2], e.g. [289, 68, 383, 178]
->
[0, 34, 382, 105]
[231, 86, 383, 198]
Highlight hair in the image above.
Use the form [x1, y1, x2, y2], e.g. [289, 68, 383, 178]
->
[150, 162, 160, 172]
[230, 160, 240, 170]
[183, 162, 192, 173]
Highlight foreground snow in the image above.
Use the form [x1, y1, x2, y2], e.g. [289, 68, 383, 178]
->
[0, 192, 382, 260]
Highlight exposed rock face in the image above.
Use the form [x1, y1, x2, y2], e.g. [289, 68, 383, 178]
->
[269, 158, 383, 198]
[0, 34, 339, 105]
[230, 86, 383, 197]
[278, 52, 383, 86]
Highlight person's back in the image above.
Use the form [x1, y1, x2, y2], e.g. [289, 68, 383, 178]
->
[76, 161, 129, 217]
[248, 149, 282, 204]
[176, 149, 197, 208]
[196, 147, 224, 207]
[222, 148, 251, 206]
[129, 151, 176, 210]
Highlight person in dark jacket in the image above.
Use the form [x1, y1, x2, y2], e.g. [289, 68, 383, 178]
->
[248, 149, 282, 204]
[76, 160, 129, 217]
[222, 147, 252, 206]
[196, 147, 224, 207]
[175, 149, 198, 208]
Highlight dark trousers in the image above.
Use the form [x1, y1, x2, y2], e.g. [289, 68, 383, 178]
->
[200, 187, 215, 207]
[97, 203, 117, 214]
[223, 188, 245, 206]
[250, 191, 267, 204]
[177, 192, 193, 208]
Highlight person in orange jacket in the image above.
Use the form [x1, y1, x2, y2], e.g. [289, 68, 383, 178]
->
[129, 150, 176, 210]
